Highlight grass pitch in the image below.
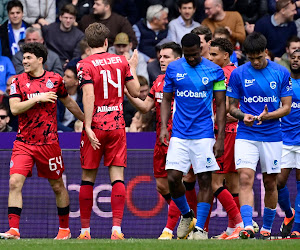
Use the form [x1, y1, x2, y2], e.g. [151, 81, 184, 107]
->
[0, 238, 300, 250]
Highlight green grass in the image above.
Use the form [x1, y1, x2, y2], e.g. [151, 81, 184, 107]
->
[0, 239, 300, 250]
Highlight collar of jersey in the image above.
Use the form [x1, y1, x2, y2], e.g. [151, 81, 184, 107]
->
[27, 70, 46, 79]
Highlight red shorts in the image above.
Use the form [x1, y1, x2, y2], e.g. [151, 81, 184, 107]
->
[10, 140, 64, 179]
[153, 143, 168, 178]
[80, 128, 127, 169]
[216, 131, 236, 174]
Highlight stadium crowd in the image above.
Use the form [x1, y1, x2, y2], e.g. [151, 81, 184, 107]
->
[0, 0, 300, 241]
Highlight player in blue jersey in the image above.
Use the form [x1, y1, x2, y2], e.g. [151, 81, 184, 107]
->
[227, 32, 292, 240]
[160, 33, 226, 240]
[277, 49, 300, 238]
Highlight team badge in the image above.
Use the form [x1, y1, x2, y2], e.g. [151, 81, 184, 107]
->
[206, 157, 213, 168]
[46, 79, 54, 89]
[26, 83, 30, 88]
[270, 81, 276, 89]
[0, 65, 4, 72]
[10, 82, 17, 94]
[202, 77, 209, 85]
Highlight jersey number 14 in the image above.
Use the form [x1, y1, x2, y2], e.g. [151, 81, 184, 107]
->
[100, 69, 122, 99]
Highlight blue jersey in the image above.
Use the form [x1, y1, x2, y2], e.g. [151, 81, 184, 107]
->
[164, 57, 225, 139]
[282, 77, 300, 145]
[227, 60, 292, 142]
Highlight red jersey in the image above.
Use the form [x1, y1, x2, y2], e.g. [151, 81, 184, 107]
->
[10, 71, 68, 145]
[148, 74, 173, 141]
[77, 52, 134, 130]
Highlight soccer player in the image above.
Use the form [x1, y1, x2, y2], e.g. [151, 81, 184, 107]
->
[160, 33, 226, 240]
[208, 38, 243, 239]
[277, 49, 300, 238]
[0, 42, 84, 240]
[125, 42, 198, 240]
[76, 23, 140, 240]
[227, 32, 292, 239]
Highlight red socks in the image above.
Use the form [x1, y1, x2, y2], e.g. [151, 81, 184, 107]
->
[57, 206, 70, 228]
[232, 193, 240, 210]
[165, 200, 181, 230]
[8, 207, 22, 229]
[79, 181, 94, 228]
[185, 188, 197, 217]
[111, 181, 126, 227]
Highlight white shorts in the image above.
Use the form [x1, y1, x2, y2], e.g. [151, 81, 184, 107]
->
[235, 139, 282, 174]
[165, 137, 219, 175]
[281, 145, 300, 169]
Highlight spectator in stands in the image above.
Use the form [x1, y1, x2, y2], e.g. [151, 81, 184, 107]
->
[0, 55, 15, 92]
[19, 0, 56, 26]
[168, 0, 200, 44]
[191, 25, 212, 59]
[112, 0, 138, 25]
[108, 32, 149, 82]
[0, 0, 30, 59]
[57, 66, 83, 132]
[79, 0, 137, 48]
[42, 4, 84, 67]
[0, 103, 12, 132]
[202, 0, 246, 45]
[66, 38, 92, 68]
[57, 0, 94, 23]
[278, 36, 300, 72]
[0, 0, 9, 24]
[255, 0, 297, 59]
[12, 27, 63, 75]
[133, 4, 169, 62]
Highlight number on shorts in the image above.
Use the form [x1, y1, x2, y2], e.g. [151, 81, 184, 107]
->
[100, 69, 122, 99]
[49, 156, 63, 171]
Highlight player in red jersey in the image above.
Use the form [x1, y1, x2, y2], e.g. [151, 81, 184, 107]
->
[0, 43, 84, 240]
[125, 42, 198, 240]
[76, 23, 140, 240]
[206, 38, 244, 239]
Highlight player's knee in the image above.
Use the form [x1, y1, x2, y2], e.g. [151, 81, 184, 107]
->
[197, 173, 212, 190]
[9, 177, 22, 191]
[156, 182, 168, 195]
[51, 181, 66, 194]
[264, 179, 277, 193]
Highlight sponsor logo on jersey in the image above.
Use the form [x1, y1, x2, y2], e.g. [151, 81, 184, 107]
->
[10, 83, 17, 94]
[292, 102, 300, 108]
[91, 57, 122, 67]
[227, 86, 232, 92]
[243, 95, 277, 103]
[26, 83, 30, 88]
[81, 140, 84, 147]
[176, 89, 207, 98]
[46, 79, 54, 89]
[10, 160, 14, 168]
[97, 105, 120, 113]
[245, 79, 255, 87]
[202, 77, 209, 85]
[166, 160, 179, 165]
[56, 170, 60, 175]
[176, 73, 187, 81]
[27, 92, 45, 99]
[157, 82, 161, 87]
[236, 159, 256, 166]
[270, 81, 276, 90]
[155, 92, 163, 103]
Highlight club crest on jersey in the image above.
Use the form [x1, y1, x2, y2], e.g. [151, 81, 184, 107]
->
[270, 81, 276, 89]
[46, 79, 54, 89]
[202, 77, 209, 85]
[26, 83, 30, 88]
[10, 83, 17, 94]
[206, 157, 213, 168]
[0, 65, 4, 72]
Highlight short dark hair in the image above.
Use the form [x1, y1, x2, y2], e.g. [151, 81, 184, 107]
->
[181, 33, 200, 48]
[0, 103, 9, 115]
[160, 42, 182, 58]
[191, 26, 212, 42]
[276, 0, 292, 12]
[85, 23, 110, 48]
[79, 38, 90, 54]
[65, 66, 77, 79]
[59, 3, 77, 17]
[286, 36, 300, 48]
[210, 38, 234, 56]
[243, 32, 267, 55]
[7, 0, 23, 12]
[138, 75, 148, 87]
[177, 0, 196, 8]
[22, 42, 48, 64]
[213, 27, 230, 39]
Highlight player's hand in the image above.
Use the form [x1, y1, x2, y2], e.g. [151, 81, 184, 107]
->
[85, 127, 101, 150]
[213, 137, 224, 158]
[159, 127, 169, 146]
[243, 114, 255, 127]
[226, 113, 238, 123]
[37, 92, 57, 103]
[128, 49, 138, 69]
[257, 105, 268, 125]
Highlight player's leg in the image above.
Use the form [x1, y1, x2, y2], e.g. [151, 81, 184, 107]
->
[49, 177, 71, 240]
[277, 145, 294, 237]
[183, 169, 197, 216]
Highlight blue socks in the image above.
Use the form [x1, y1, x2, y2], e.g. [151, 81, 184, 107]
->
[292, 181, 300, 232]
[278, 185, 293, 218]
[262, 207, 276, 231]
[195, 202, 211, 229]
[240, 205, 253, 228]
[172, 195, 190, 216]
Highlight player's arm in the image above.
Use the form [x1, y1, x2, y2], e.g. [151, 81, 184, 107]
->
[214, 90, 226, 158]
[59, 95, 84, 122]
[126, 49, 140, 98]
[9, 92, 58, 116]
[159, 91, 172, 146]
[125, 88, 154, 113]
[257, 96, 292, 124]
[228, 97, 255, 126]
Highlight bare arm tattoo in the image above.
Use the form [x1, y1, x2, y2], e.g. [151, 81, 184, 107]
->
[229, 97, 245, 120]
